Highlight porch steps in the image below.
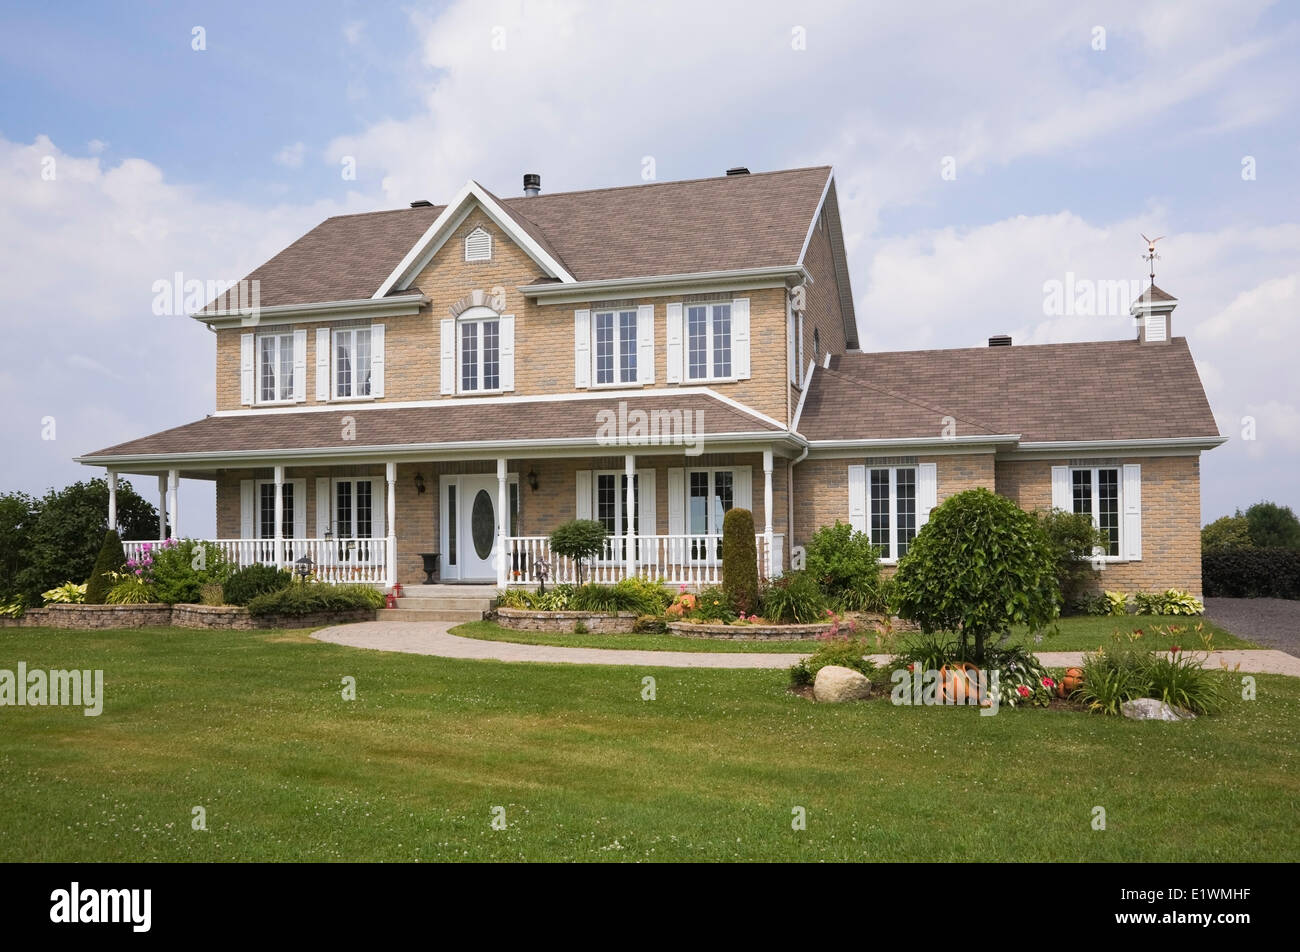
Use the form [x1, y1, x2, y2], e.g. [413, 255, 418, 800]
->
[381, 584, 497, 624]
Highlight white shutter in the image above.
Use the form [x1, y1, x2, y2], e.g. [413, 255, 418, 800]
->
[917, 462, 938, 529]
[665, 303, 683, 384]
[240, 479, 255, 537]
[637, 469, 657, 537]
[575, 470, 593, 519]
[848, 465, 867, 532]
[1122, 464, 1142, 561]
[636, 304, 655, 384]
[291, 330, 307, 402]
[439, 319, 456, 395]
[315, 477, 331, 537]
[240, 333, 254, 405]
[787, 300, 797, 385]
[372, 477, 386, 539]
[370, 324, 385, 397]
[574, 309, 591, 388]
[731, 297, 751, 379]
[499, 314, 516, 391]
[315, 328, 330, 401]
[1051, 466, 1071, 512]
[291, 479, 307, 539]
[667, 468, 685, 535]
[733, 466, 752, 513]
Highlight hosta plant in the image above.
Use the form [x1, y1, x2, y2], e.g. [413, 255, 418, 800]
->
[42, 582, 87, 604]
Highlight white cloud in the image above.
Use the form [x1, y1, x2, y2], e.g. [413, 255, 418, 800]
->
[343, 20, 365, 45]
[273, 142, 306, 169]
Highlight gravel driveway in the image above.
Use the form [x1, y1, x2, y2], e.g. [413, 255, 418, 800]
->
[1205, 598, 1300, 657]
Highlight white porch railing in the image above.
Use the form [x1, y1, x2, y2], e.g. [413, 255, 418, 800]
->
[123, 538, 388, 585]
[507, 534, 784, 586]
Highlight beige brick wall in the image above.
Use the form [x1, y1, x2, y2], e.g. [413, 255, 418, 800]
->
[996, 455, 1203, 597]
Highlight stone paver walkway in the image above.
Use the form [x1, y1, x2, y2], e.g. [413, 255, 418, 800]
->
[313, 621, 1300, 675]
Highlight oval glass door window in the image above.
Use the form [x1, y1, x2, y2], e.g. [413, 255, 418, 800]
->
[471, 490, 495, 559]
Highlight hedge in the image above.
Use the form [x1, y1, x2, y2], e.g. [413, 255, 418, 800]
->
[246, 583, 385, 617]
[1202, 547, 1300, 599]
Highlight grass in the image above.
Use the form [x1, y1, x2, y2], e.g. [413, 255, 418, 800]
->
[454, 614, 1257, 654]
[1, 624, 1295, 862]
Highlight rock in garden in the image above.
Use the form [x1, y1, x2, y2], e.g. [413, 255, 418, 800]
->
[1120, 698, 1196, 721]
[813, 665, 872, 703]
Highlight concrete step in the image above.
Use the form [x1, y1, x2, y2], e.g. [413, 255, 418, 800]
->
[396, 584, 499, 597]
[394, 596, 496, 611]
[376, 608, 486, 623]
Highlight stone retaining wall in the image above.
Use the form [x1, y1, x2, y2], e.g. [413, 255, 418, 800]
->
[0, 603, 376, 631]
[495, 607, 639, 633]
[667, 620, 835, 640]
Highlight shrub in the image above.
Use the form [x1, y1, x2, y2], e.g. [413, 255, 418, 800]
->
[1133, 589, 1203, 616]
[1244, 501, 1300, 549]
[151, 538, 232, 604]
[84, 530, 127, 604]
[760, 572, 826, 623]
[1034, 508, 1108, 611]
[570, 584, 626, 613]
[199, 583, 225, 606]
[892, 488, 1059, 664]
[721, 508, 759, 615]
[246, 583, 383, 617]
[803, 521, 884, 611]
[42, 582, 86, 604]
[1201, 513, 1251, 550]
[790, 635, 877, 686]
[617, 576, 672, 614]
[548, 520, 608, 583]
[105, 572, 158, 604]
[223, 564, 293, 606]
[1203, 547, 1300, 598]
[690, 586, 737, 623]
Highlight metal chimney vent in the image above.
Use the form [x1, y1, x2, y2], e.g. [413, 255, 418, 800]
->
[988, 335, 1012, 347]
[523, 173, 541, 197]
[725, 166, 750, 176]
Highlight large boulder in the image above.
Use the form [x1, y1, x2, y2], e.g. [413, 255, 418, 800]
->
[813, 665, 872, 703]
[1121, 698, 1196, 721]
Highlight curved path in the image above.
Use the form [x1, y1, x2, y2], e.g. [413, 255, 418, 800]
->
[312, 621, 1300, 674]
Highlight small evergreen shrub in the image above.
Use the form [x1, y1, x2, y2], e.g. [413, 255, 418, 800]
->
[246, 583, 383, 617]
[721, 508, 759, 615]
[84, 529, 126, 604]
[223, 564, 293, 606]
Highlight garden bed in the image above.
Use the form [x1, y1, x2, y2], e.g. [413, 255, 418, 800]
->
[667, 612, 912, 641]
[495, 607, 640, 633]
[1, 603, 375, 631]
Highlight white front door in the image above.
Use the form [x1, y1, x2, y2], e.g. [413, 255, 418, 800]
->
[442, 475, 519, 581]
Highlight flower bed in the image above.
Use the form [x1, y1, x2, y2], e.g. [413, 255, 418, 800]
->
[495, 607, 640, 633]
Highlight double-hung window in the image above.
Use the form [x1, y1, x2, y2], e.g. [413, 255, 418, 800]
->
[868, 466, 917, 561]
[257, 333, 294, 403]
[1072, 467, 1121, 557]
[686, 303, 731, 380]
[593, 309, 637, 385]
[460, 317, 500, 392]
[334, 328, 372, 399]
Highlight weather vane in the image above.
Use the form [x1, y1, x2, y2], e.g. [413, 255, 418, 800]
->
[1141, 233, 1164, 284]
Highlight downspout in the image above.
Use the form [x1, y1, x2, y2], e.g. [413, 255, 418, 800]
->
[787, 358, 816, 568]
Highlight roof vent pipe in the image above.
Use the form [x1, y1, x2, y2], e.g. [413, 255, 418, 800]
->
[523, 173, 541, 197]
[726, 167, 750, 176]
[988, 335, 1012, 347]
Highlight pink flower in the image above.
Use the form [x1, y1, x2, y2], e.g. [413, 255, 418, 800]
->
[1017, 685, 1030, 698]
[1170, 645, 1181, 654]
[134, 569, 142, 577]
[1042, 677, 1055, 688]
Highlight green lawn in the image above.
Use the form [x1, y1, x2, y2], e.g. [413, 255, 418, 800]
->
[1, 625, 1293, 862]
[454, 614, 1257, 654]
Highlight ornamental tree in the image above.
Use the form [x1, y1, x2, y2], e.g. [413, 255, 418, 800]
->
[893, 488, 1060, 664]
[548, 519, 608, 584]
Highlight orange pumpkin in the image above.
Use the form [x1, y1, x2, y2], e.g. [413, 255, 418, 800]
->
[1057, 666, 1084, 697]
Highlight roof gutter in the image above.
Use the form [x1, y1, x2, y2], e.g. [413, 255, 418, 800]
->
[519, 265, 811, 303]
[806, 434, 1023, 453]
[191, 293, 429, 327]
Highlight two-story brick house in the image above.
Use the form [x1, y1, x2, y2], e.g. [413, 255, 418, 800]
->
[77, 167, 1224, 595]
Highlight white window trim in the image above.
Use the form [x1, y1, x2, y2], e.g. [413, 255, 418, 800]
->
[456, 312, 505, 395]
[330, 477, 379, 540]
[587, 308, 641, 389]
[332, 327, 374, 401]
[1070, 465, 1125, 562]
[684, 302, 736, 383]
[255, 332, 296, 405]
[868, 465, 919, 563]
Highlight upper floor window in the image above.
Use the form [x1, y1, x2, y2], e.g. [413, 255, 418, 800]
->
[334, 327, 372, 399]
[593, 309, 638, 385]
[460, 317, 501, 392]
[257, 332, 294, 403]
[464, 227, 492, 262]
[687, 302, 731, 380]
[869, 466, 917, 561]
[1072, 467, 1121, 557]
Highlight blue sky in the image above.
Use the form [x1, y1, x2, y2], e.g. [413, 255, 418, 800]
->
[1, 0, 1297, 534]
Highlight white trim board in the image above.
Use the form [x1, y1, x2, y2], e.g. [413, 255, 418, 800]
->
[193, 294, 427, 328]
[795, 169, 835, 268]
[518, 265, 811, 305]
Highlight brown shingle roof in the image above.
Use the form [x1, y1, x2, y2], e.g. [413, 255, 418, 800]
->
[203, 167, 832, 312]
[80, 393, 781, 461]
[799, 337, 1219, 443]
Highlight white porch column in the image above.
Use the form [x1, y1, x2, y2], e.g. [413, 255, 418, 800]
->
[625, 453, 637, 579]
[107, 471, 118, 532]
[168, 469, 180, 540]
[157, 474, 167, 540]
[496, 457, 508, 588]
[273, 464, 284, 568]
[386, 461, 397, 588]
[763, 450, 775, 577]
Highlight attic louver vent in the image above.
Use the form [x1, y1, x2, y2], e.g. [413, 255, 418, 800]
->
[464, 227, 492, 262]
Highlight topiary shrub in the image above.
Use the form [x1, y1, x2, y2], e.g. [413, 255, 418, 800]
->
[549, 519, 608, 584]
[892, 488, 1059, 664]
[84, 529, 126, 604]
[222, 563, 293, 606]
[721, 507, 759, 615]
[803, 521, 884, 611]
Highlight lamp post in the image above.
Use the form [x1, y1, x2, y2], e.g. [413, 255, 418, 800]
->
[533, 558, 550, 595]
[294, 554, 314, 586]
